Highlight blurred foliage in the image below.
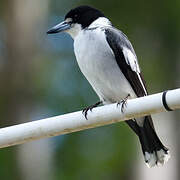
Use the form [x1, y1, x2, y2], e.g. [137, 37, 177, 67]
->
[0, 0, 179, 179]
[55, 124, 135, 180]
[0, 147, 21, 180]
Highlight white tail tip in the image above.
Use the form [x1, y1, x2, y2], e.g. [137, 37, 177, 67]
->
[145, 150, 170, 168]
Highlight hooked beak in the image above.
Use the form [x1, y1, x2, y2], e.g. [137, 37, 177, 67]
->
[47, 21, 71, 34]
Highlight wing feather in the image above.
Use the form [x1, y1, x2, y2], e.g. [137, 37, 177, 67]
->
[105, 28, 147, 97]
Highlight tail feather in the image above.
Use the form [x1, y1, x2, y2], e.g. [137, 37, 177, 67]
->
[126, 116, 170, 167]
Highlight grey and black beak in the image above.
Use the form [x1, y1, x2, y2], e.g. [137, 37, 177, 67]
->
[47, 21, 71, 34]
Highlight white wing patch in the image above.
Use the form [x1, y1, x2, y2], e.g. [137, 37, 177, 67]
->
[123, 47, 147, 95]
[122, 47, 140, 73]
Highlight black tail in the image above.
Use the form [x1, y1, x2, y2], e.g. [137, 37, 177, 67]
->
[126, 116, 170, 167]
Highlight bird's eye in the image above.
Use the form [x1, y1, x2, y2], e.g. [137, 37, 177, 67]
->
[74, 14, 78, 21]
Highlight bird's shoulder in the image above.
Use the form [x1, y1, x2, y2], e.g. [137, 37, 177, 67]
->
[103, 27, 140, 73]
[103, 27, 135, 55]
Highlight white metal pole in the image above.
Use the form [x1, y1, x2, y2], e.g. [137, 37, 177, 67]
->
[0, 88, 180, 149]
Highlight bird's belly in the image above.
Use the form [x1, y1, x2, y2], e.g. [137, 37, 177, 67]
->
[74, 30, 136, 103]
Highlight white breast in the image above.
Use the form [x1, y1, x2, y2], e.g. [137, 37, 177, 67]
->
[74, 28, 136, 104]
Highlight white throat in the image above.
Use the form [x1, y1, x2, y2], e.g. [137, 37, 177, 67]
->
[66, 23, 82, 39]
[89, 17, 112, 28]
[66, 17, 111, 39]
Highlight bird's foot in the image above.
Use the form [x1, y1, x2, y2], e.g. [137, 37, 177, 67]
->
[82, 101, 102, 120]
[117, 94, 130, 113]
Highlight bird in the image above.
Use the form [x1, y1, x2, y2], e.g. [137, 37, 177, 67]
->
[47, 5, 170, 167]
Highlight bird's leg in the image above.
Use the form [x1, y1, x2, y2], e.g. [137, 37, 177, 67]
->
[117, 94, 130, 113]
[82, 101, 102, 120]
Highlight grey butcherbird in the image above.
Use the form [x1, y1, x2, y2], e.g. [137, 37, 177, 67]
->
[47, 5, 170, 167]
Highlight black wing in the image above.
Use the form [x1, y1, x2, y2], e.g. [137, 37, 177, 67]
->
[105, 28, 156, 131]
[105, 28, 147, 97]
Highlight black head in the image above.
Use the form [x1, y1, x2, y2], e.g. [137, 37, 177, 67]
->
[47, 6, 105, 36]
[65, 6, 105, 29]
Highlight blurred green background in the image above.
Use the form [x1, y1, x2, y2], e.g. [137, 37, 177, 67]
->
[0, 0, 179, 179]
